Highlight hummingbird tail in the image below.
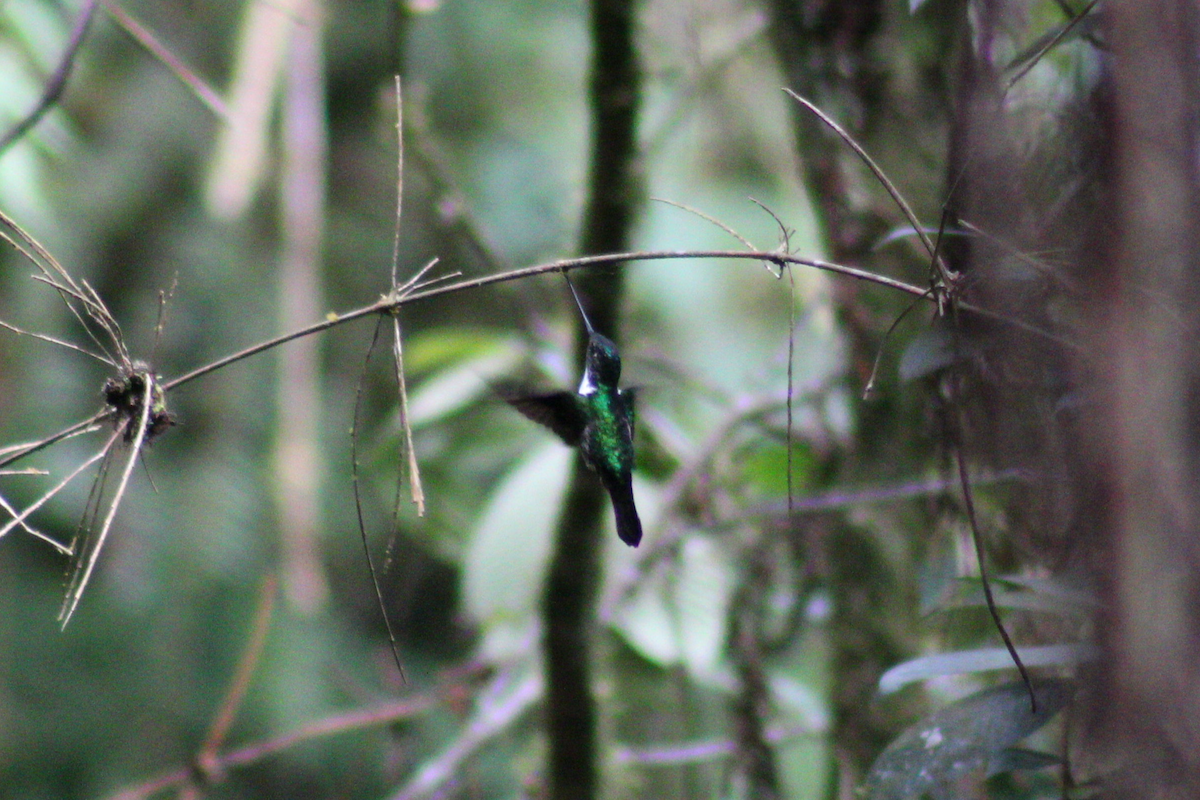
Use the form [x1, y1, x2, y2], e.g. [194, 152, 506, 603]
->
[607, 478, 642, 547]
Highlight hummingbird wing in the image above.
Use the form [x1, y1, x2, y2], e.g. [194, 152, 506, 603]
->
[503, 390, 587, 446]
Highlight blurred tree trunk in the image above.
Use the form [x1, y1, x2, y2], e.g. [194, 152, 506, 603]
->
[275, 0, 329, 614]
[936, 0, 1200, 795]
[541, 0, 641, 798]
[1083, 1, 1200, 796]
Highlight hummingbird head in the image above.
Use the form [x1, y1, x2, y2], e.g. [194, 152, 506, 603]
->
[581, 332, 622, 391]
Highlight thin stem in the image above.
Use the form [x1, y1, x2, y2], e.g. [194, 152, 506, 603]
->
[0, 412, 108, 470]
[391, 315, 425, 516]
[954, 430, 1036, 713]
[161, 249, 931, 393]
[5, 247, 1071, 482]
[784, 90, 943, 269]
[59, 378, 154, 627]
[351, 316, 407, 683]
[106, 692, 439, 800]
[1004, 0, 1101, 92]
[0, 0, 101, 153]
[195, 573, 278, 769]
[102, 0, 228, 118]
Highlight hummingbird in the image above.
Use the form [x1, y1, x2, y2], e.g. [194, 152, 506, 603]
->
[503, 275, 642, 547]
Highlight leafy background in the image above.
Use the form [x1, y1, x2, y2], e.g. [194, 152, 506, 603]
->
[0, 1, 1098, 799]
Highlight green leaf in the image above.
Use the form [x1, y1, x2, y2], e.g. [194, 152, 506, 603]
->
[617, 568, 678, 667]
[404, 336, 522, 427]
[1001, 574, 1103, 611]
[986, 746, 1062, 776]
[675, 536, 735, 676]
[462, 442, 571, 660]
[937, 578, 1096, 617]
[865, 680, 1072, 800]
[879, 644, 1099, 694]
[615, 534, 735, 679]
[405, 327, 518, 374]
[898, 325, 963, 382]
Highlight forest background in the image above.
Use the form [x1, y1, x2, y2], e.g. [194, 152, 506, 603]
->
[0, 1, 1193, 799]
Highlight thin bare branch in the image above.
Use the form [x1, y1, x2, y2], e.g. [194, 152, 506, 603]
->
[0, 244, 1067, 500]
[862, 291, 933, 398]
[59, 376, 156, 626]
[0, 319, 113, 364]
[1004, 0, 1100, 92]
[25, 275, 116, 362]
[106, 691, 439, 800]
[3, 210, 129, 365]
[160, 248, 933, 394]
[652, 197, 756, 250]
[748, 197, 795, 253]
[0, 0, 101, 154]
[783, 90, 949, 283]
[195, 573, 278, 772]
[80, 279, 131, 365]
[0, 413, 108, 471]
[390, 76, 404, 286]
[0, 489, 67, 553]
[102, 1, 228, 118]
[27, 274, 120, 365]
[351, 317, 408, 684]
[954, 421, 1036, 712]
[391, 316, 425, 515]
[0, 441, 109, 552]
[389, 669, 541, 800]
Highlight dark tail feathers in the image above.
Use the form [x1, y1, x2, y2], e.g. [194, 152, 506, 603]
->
[606, 477, 642, 547]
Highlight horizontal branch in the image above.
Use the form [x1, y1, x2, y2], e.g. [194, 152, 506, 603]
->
[162, 248, 928, 393]
[0, 412, 107, 470]
[107, 692, 438, 800]
[6, 246, 1073, 473]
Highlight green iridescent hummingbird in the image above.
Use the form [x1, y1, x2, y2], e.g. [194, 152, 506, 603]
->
[504, 275, 642, 547]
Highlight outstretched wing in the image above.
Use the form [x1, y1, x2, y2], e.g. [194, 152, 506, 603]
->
[503, 390, 588, 447]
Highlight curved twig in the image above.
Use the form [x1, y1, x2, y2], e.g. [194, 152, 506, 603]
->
[0, 0, 101, 154]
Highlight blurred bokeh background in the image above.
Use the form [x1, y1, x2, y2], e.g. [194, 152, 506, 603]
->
[0, 1, 1103, 799]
